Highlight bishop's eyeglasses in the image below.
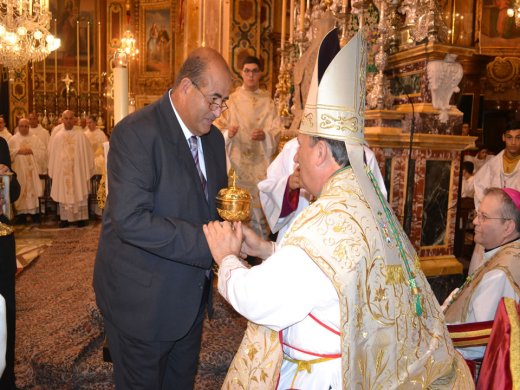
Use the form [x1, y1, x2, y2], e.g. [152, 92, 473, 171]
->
[474, 212, 511, 223]
[191, 80, 228, 113]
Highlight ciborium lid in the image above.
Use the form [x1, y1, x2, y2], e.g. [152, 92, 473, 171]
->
[216, 169, 251, 222]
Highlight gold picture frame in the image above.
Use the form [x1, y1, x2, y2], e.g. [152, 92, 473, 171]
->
[476, 0, 520, 55]
[139, 2, 173, 76]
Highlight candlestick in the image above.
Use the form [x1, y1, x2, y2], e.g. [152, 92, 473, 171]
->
[98, 21, 101, 95]
[77, 20, 80, 95]
[54, 19, 57, 94]
[299, 0, 305, 32]
[43, 53, 46, 95]
[87, 21, 90, 95]
[31, 62, 35, 110]
[289, 0, 295, 43]
[281, 0, 287, 50]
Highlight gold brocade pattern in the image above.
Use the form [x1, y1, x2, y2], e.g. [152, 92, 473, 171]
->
[444, 242, 520, 323]
[282, 169, 467, 388]
[505, 298, 520, 390]
[223, 169, 473, 389]
[222, 322, 282, 390]
[97, 172, 106, 210]
[503, 154, 520, 174]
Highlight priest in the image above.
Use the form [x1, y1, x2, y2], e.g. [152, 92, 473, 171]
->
[8, 118, 45, 224]
[214, 56, 281, 239]
[48, 110, 94, 227]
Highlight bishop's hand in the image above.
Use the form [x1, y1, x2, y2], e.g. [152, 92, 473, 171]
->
[203, 221, 243, 266]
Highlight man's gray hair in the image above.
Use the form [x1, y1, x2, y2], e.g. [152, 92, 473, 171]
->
[484, 187, 520, 233]
[173, 53, 207, 89]
[310, 136, 350, 167]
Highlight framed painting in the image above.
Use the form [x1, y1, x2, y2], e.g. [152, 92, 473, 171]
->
[476, 0, 520, 54]
[135, 95, 162, 110]
[49, 0, 98, 68]
[140, 3, 173, 75]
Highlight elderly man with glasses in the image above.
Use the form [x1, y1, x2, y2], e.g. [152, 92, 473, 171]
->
[94, 47, 231, 389]
[215, 56, 281, 240]
[443, 187, 520, 361]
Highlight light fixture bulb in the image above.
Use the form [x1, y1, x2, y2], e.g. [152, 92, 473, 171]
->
[17, 26, 27, 36]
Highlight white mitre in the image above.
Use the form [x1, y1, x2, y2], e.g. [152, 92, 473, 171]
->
[299, 28, 423, 305]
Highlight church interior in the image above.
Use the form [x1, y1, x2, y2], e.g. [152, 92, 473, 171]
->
[1, 0, 520, 387]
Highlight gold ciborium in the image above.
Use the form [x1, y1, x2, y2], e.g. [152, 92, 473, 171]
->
[216, 169, 251, 222]
[0, 173, 14, 236]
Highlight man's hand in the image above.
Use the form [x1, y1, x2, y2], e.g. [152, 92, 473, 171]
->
[203, 221, 243, 265]
[288, 166, 301, 191]
[439, 288, 459, 313]
[0, 164, 9, 175]
[228, 126, 239, 138]
[251, 129, 265, 141]
[240, 223, 274, 260]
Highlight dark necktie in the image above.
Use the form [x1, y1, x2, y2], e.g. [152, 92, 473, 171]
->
[189, 136, 208, 199]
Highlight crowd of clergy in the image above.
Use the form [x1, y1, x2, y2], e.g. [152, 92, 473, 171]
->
[0, 110, 107, 227]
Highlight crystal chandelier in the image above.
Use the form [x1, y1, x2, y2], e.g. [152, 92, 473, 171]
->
[0, 0, 61, 70]
[120, 29, 138, 60]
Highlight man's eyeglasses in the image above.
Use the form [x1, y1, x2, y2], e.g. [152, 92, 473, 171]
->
[474, 212, 511, 223]
[242, 68, 260, 75]
[191, 81, 228, 112]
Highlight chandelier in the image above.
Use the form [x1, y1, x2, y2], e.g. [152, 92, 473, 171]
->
[120, 29, 138, 60]
[0, 0, 60, 70]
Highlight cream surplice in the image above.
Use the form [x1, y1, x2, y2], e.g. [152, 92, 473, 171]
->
[84, 128, 108, 175]
[215, 86, 281, 239]
[48, 128, 94, 222]
[8, 133, 45, 214]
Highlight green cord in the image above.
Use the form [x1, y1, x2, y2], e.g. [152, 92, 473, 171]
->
[366, 168, 423, 317]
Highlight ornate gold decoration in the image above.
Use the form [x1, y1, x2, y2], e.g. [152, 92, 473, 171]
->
[486, 57, 520, 93]
[0, 173, 14, 236]
[0, 0, 60, 70]
[216, 169, 251, 222]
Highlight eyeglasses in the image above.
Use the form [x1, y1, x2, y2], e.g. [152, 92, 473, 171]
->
[191, 81, 228, 112]
[242, 68, 260, 75]
[474, 212, 511, 223]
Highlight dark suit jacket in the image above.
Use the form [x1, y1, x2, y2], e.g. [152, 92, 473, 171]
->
[1, 135, 19, 281]
[93, 91, 227, 341]
[0, 136, 20, 205]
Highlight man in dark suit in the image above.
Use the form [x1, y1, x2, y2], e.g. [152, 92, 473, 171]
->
[0, 136, 20, 390]
[93, 47, 231, 388]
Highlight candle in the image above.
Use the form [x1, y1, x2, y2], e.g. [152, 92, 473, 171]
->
[87, 21, 90, 94]
[98, 21, 101, 95]
[76, 20, 80, 96]
[113, 64, 129, 125]
[299, 0, 305, 32]
[342, 0, 348, 12]
[256, 0, 262, 55]
[31, 61, 35, 109]
[281, 0, 286, 50]
[289, 0, 294, 43]
[43, 53, 46, 95]
[54, 19, 57, 94]
[380, 1, 384, 22]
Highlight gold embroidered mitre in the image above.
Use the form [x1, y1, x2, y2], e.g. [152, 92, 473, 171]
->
[299, 28, 365, 145]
